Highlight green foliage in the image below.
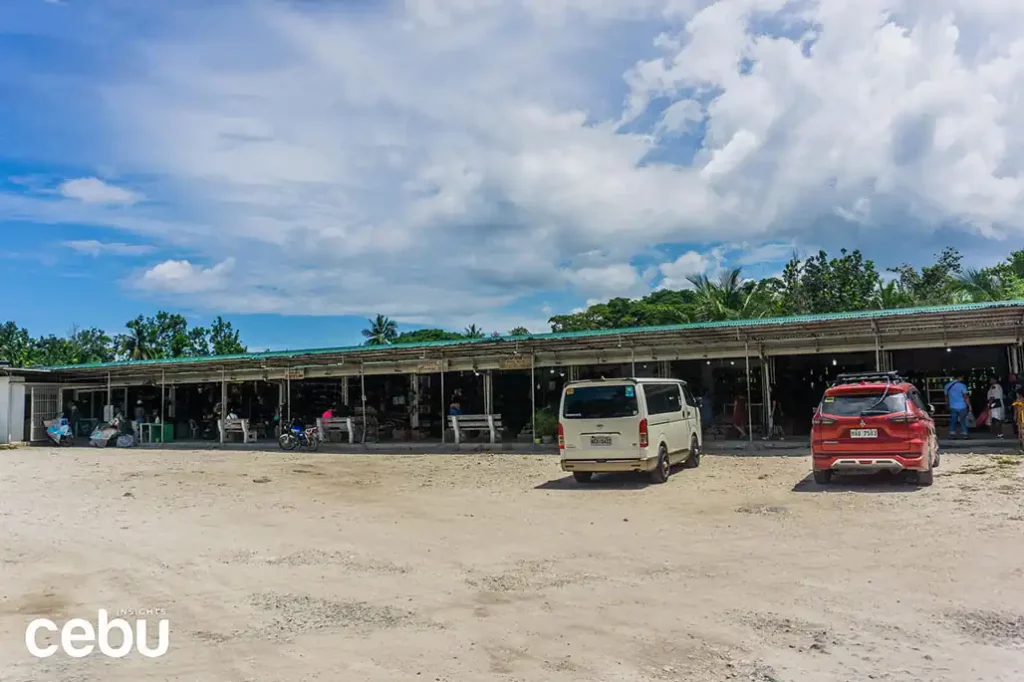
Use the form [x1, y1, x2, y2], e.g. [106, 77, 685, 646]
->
[392, 328, 466, 344]
[533, 408, 559, 438]
[508, 326, 530, 336]
[463, 324, 485, 339]
[775, 249, 881, 315]
[1, 313, 246, 366]
[0, 321, 37, 367]
[547, 247, 1023, 332]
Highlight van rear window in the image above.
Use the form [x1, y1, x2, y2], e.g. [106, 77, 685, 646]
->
[563, 385, 639, 419]
[821, 392, 908, 416]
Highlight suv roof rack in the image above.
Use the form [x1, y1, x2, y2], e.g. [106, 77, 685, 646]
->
[831, 370, 906, 386]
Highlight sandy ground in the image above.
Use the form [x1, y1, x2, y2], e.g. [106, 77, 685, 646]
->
[2, 448, 1023, 682]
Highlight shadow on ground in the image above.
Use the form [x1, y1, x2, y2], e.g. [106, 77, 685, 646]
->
[535, 471, 658, 491]
[791, 470, 926, 494]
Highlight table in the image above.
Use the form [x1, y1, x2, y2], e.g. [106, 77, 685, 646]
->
[138, 422, 160, 444]
[137, 423, 174, 444]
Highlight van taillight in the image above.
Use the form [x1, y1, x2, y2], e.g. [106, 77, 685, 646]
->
[557, 422, 565, 450]
[639, 418, 649, 447]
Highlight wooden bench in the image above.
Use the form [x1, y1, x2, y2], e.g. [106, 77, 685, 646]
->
[450, 414, 502, 444]
[316, 416, 355, 444]
[219, 418, 256, 444]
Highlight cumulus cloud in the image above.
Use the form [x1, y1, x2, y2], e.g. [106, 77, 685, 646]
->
[5, 0, 1024, 324]
[57, 178, 141, 205]
[138, 258, 235, 294]
[658, 250, 717, 289]
[62, 240, 155, 256]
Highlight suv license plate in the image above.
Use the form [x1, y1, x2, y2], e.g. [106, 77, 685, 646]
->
[850, 429, 877, 438]
[590, 435, 613, 446]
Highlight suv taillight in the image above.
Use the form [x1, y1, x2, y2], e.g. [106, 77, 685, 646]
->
[889, 414, 919, 423]
[639, 418, 649, 447]
[812, 414, 836, 425]
[557, 422, 564, 450]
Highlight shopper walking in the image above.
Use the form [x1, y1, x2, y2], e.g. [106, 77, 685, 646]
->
[944, 374, 970, 439]
[988, 376, 1007, 438]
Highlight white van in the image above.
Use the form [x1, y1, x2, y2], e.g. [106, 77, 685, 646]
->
[558, 378, 702, 483]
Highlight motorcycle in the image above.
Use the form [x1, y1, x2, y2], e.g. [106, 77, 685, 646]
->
[90, 414, 134, 448]
[45, 417, 74, 447]
[278, 420, 320, 451]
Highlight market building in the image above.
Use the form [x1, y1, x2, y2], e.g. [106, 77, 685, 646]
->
[3, 300, 1023, 445]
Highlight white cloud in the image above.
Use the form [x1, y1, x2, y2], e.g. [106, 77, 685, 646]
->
[57, 178, 141, 205]
[658, 250, 715, 288]
[138, 258, 235, 294]
[4, 0, 1024, 325]
[62, 240, 155, 257]
[563, 263, 648, 300]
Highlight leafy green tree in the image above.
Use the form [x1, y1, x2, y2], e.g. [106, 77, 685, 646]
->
[888, 247, 963, 305]
[67, 326, 115, 364]
[392, 328, 466, 344]
[208, 316, 246, 355]
[776, 249, 880, 314]
[0, 321, 38, 366]
[362, 314, 398, 345]
[508, 326, 530, 336]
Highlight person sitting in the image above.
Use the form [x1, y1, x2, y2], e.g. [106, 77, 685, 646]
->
[322, 406, 335, 420]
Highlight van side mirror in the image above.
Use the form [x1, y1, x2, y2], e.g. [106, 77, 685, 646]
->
[695, 397, 703, 407]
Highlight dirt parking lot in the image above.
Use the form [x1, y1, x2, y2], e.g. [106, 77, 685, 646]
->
[2, 448, 1023, 682]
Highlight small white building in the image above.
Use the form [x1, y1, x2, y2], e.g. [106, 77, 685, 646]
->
[0, 374, 26, 444]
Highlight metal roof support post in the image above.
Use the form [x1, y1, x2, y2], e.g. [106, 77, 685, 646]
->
[361, 364, 368, 444]
[530, 354, 536, 448]
[286, 372, 291, 423]
[631, 347, 636, 377]
[872, 321, 881, 370]
[440, 359, 446, 444]
[106, 372, 111, 408]
[219, 370, 227, 445]
[160, 370, 165, 427]
[744, 341, 753, 442]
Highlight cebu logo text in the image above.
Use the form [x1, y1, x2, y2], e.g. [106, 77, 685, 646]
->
[25, 609, 169, 658]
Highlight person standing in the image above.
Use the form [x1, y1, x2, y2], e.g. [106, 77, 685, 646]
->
[944, 374, 970, 439]
[987, 376, 1007, 438]
[732, 391, 747, 439]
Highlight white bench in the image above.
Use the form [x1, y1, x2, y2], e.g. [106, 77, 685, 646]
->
[316, 417, 355, 444]
[450, 414, 502, 444]
[219, 418, 256, 444]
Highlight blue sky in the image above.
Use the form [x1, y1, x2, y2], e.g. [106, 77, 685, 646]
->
[2, 0, 1024, 351]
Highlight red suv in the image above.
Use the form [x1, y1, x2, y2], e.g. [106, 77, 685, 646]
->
[811, 371, 939, 486]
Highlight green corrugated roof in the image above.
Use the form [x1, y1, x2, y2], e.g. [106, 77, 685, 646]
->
[42, 299, 1024, 372]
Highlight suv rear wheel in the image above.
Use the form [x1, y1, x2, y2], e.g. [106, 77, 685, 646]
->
[916, 467, 934, 487]
[813, 470, 832, 485]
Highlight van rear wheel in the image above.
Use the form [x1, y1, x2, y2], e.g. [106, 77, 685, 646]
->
[650, 445, 670, 484]
[683, 435, 700, 468]
[572, 471, 593, 483]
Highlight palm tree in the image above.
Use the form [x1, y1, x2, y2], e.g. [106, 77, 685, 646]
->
[956, 269, 1003, 302]
[463, 324, 485, 339]
[120, 317, 154, 360]
[873, 280, 915, 309]
[362, 314, 398, 345]
[687, 268, 772, 321]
